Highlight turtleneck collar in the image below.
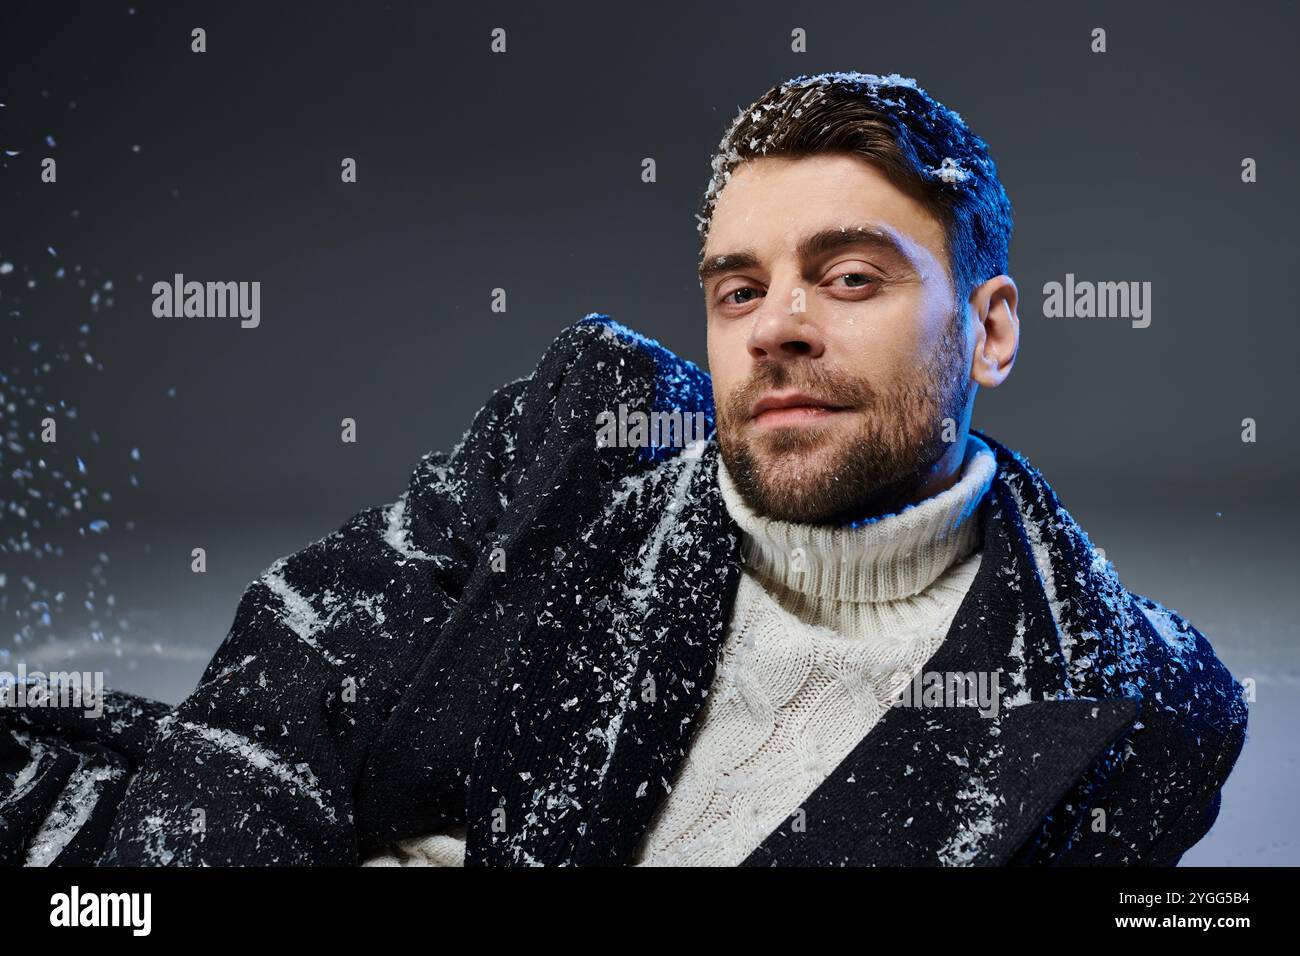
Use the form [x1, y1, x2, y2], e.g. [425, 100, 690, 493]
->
[716, 434, 997, 603]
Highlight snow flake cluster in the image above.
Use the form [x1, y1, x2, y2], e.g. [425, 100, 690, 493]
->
[694, 71, 982, 256]
[929, 157, 973, 184]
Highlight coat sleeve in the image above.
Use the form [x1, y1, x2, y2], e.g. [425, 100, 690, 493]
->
[1, 690, 172, 866]
[1133, 600, 1250, 867]
[98, 374, 538, 866]
[9, 313, 674, 866]
[1140, 784, 1224, 866]
[1138, 707, 1247, 866]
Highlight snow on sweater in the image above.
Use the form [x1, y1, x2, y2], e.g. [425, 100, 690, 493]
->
[362, 435, 997, 867]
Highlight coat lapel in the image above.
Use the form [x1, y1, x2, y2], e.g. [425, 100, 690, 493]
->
[465, 440, 742, 866]
[571, 442, 744, 864]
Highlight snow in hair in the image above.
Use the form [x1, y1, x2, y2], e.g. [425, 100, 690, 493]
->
[695, 71, 979, 241]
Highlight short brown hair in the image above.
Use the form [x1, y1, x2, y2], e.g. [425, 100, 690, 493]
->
[697, 72, 1014, 303]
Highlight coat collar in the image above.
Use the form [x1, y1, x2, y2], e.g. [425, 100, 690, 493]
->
[466, 432, 1140, 866]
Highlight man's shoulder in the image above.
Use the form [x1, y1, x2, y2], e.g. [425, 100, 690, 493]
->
[1087, 587, 1250, 804]
[534, 312, 716, 419]
[241, 315, 712, 587]
[1126, 591, 1249, 740]
[980, 431, 1248, 757]
[983, 433, 1248, 785]
[470, 314, 716, 478]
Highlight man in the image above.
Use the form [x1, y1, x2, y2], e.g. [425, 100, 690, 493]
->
[1, 71, 1247, 867]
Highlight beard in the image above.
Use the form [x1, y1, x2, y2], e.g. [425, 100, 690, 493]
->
[716, 313, 970, 525]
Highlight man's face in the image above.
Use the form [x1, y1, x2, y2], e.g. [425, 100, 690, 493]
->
[703, 153, 974, 524]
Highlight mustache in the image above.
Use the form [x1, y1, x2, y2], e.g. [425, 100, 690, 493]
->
[725, 362, 876, 421]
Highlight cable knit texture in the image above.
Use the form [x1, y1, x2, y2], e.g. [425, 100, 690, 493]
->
[362, 435, 997, 867]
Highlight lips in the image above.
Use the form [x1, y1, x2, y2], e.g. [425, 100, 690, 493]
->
[749, 391, 849, 424]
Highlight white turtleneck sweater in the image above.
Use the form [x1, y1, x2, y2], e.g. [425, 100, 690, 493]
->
[362, 435, 997, 867]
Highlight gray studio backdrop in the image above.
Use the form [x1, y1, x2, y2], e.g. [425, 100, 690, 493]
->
[2, 0, 1296, 864]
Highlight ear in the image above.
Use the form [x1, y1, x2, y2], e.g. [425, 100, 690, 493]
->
[968, 275, 1019, 388]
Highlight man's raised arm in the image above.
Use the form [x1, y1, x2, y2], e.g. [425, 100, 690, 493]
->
[99, 375, 537, 866]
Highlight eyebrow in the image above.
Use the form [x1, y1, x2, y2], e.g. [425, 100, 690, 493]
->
[697, 223, 919, 285]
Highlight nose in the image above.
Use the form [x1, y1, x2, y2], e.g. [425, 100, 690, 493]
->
[746, 283, 826, 361]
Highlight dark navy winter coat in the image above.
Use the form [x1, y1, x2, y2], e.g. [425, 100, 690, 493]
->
[0, 314, 1248, 866]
